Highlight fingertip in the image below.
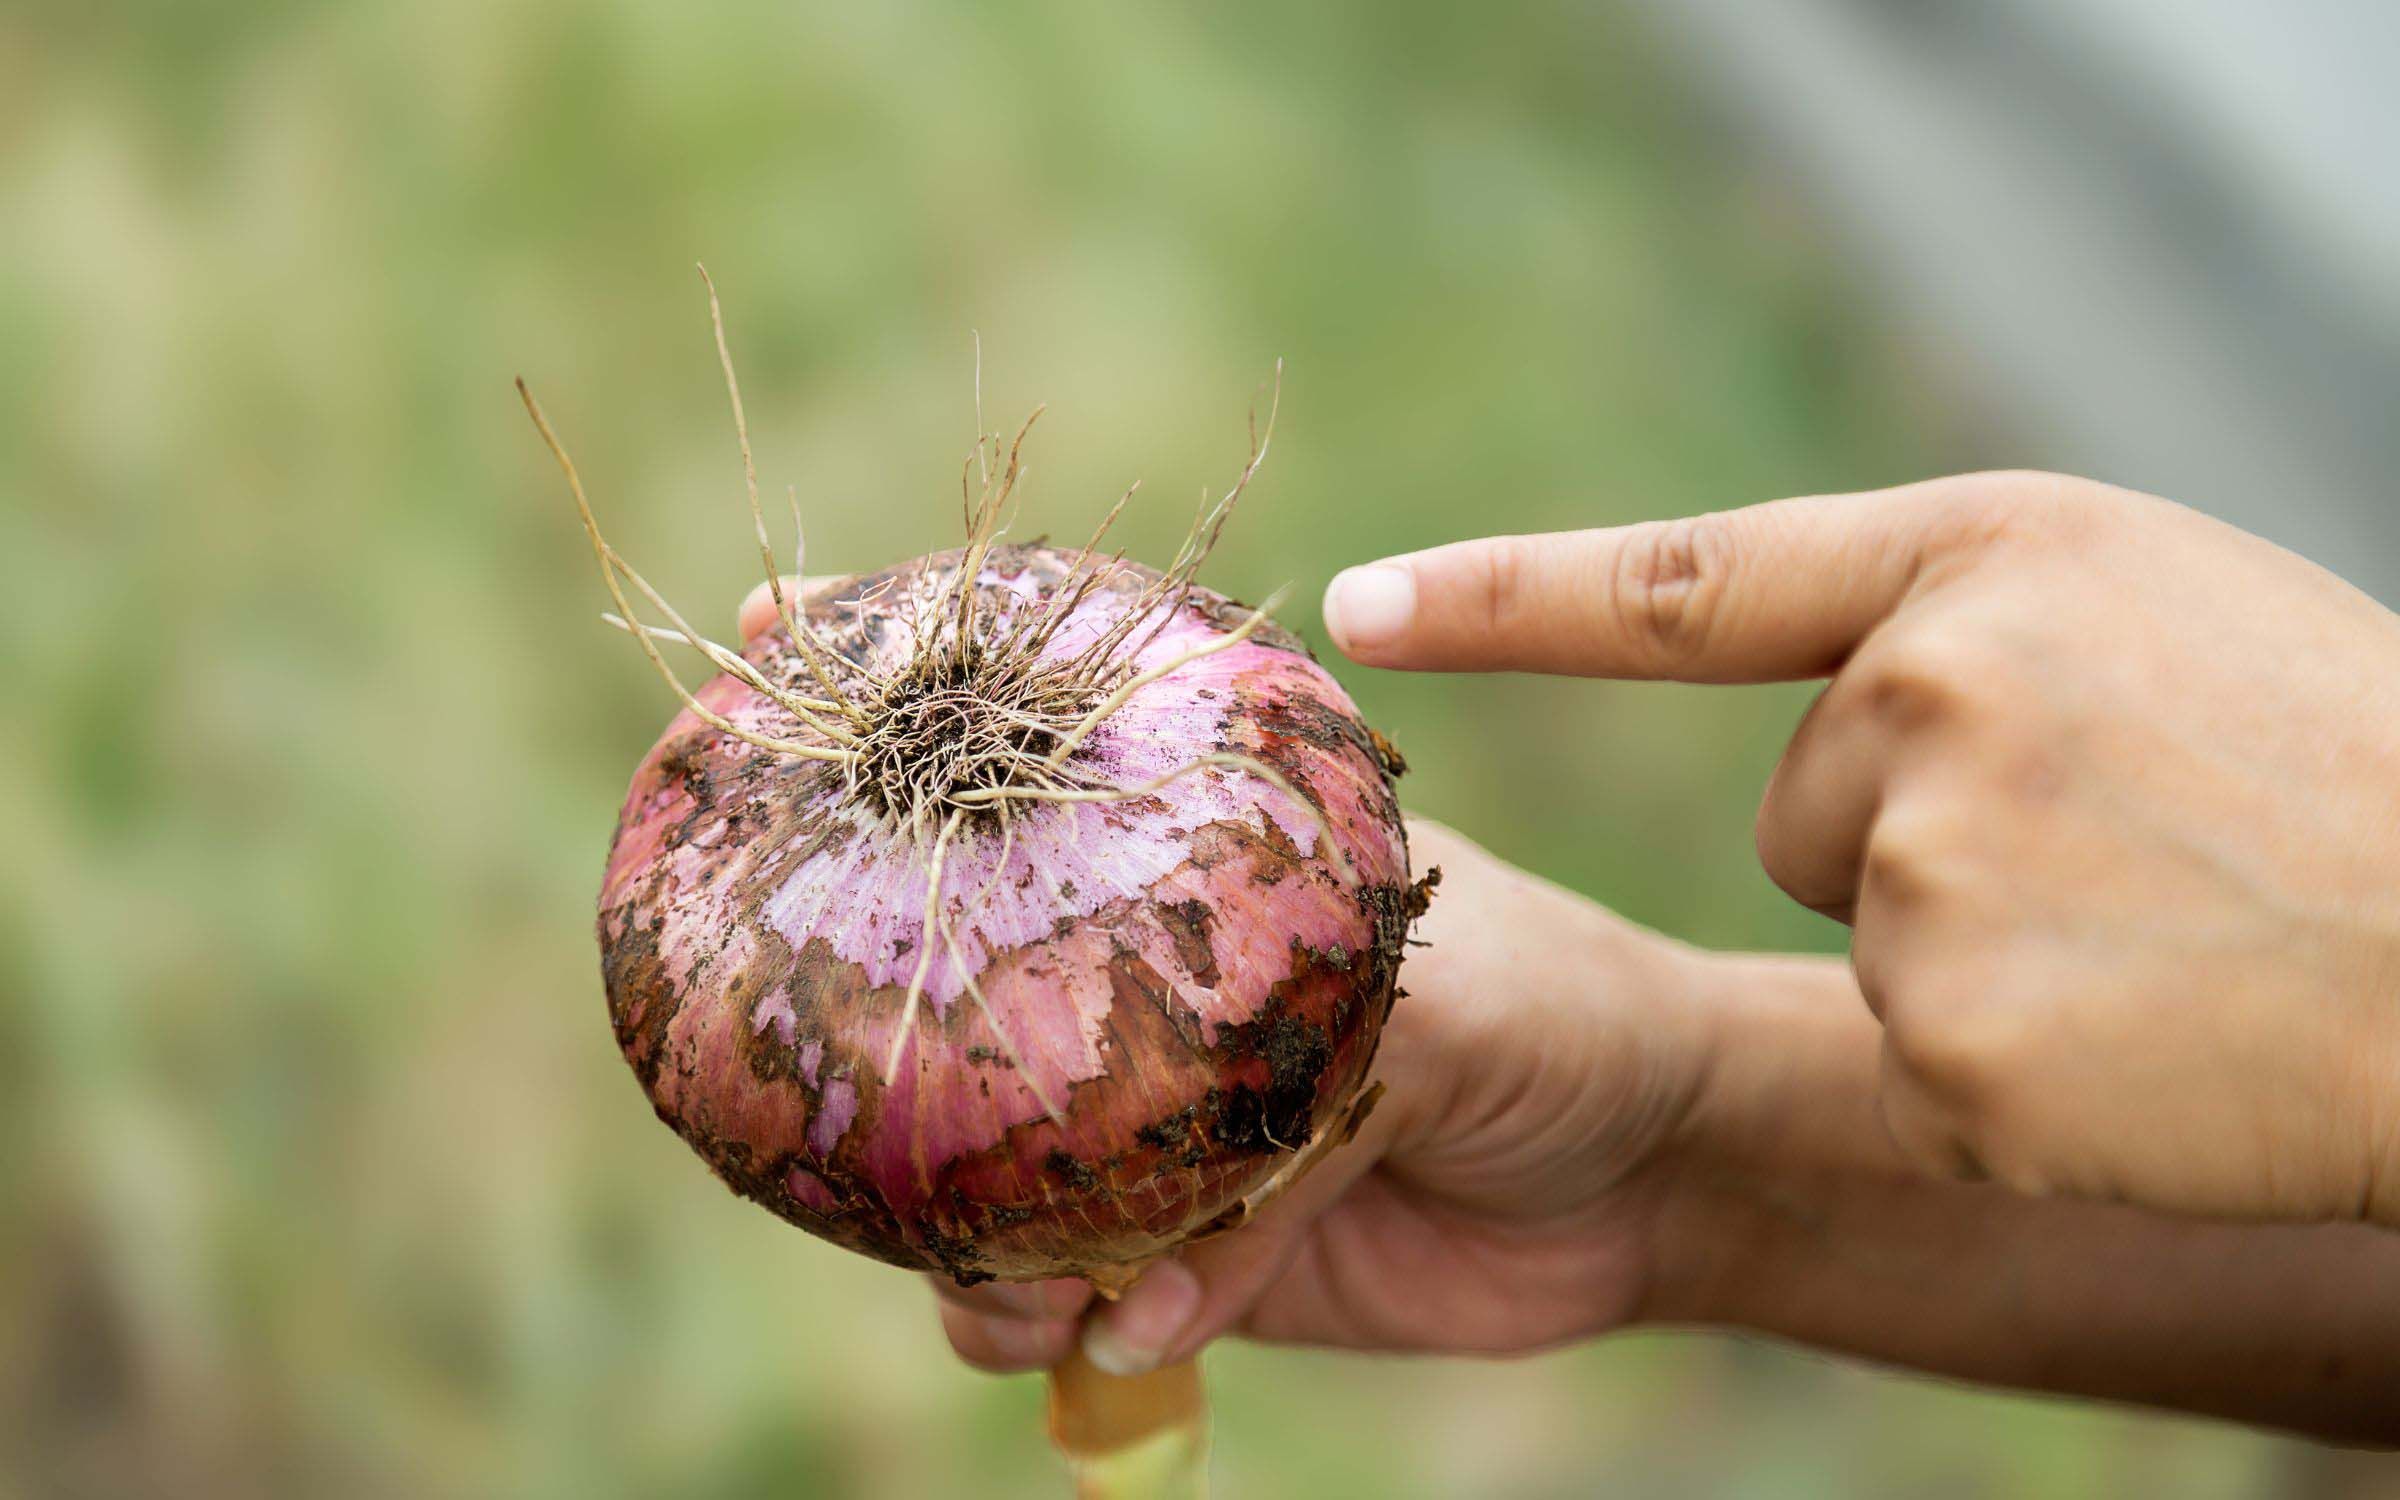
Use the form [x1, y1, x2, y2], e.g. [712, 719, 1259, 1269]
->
[1322, 563, 1417, 662]
[938, 1303, 1078, 1373]
[739, 575, 821, 642]
[1080, 1258, 1205, 1377]
[737, 579, 781, 641]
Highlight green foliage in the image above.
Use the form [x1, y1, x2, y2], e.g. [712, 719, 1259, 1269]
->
[0, 1, 2306, 1494]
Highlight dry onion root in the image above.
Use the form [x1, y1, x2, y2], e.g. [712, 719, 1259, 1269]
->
[522, 272, 1426, 1496]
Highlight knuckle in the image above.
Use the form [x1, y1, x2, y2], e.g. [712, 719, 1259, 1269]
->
[1876, 994, 2053, 1191]
[1857, 839, 1928, 911]
[1858, 807, 1961, 907]
[1950, 468, 2077, 503]
[1611, 513, 1735, 668]
[1473, 534, 1538, 640]
[1943, 469, 2134, 544]
[1851, 633, 2069, 815]
[1851, 628, 2001, 734]
[1881, 991, 2037, 1125]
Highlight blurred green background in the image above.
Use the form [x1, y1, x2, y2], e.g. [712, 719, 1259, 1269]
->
[5, 3, 2395, 1497]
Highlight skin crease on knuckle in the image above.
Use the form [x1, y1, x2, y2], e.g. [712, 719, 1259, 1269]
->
[1611, 513, 1732, 672]
[1472, 534, 1538, 650]
[1854, 796, 1976, 917]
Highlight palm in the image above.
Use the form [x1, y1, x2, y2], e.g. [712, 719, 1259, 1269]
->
[1209, 819, 1710, 1353]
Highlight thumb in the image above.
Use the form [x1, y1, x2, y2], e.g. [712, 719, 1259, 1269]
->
[738, 573, 837, 642]
[1321, 478, 1999, 683]
[1080, 1096, 1396, 1374]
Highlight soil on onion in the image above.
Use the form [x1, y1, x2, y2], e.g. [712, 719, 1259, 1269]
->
[528, 277, 1430, 1290]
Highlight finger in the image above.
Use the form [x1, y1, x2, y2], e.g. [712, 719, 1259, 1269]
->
[739, 574, 833, 642]
[1079, 1257, 1210, 1376]
[1322, 478, 1997, 682]
[1080, 1110, 1395, 1375]
[1848, 795, 2002, 1183]
[1753, 683, 1881, 920]
[1755, 645, 1952, 919]
[937, 1300, 1079, 1373]
[928, 1274, 1096, 1323]
[1082, 1220, 1317, 1377]
[1759, 588, 2019, 916]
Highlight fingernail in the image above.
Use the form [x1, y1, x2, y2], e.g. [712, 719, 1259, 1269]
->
[1081, 1260, 1202, 1377]
[1323, 564, 1415, 654]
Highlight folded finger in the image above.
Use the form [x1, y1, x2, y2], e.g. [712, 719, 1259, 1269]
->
[937, 1301, 1078, 1373]
[928, 1274, 1096, 1323]
[739, 574, 834, 641]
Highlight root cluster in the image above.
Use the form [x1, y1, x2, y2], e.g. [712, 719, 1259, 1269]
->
[521, 267, 1323, 1104]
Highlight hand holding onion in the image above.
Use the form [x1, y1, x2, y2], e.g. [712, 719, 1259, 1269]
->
[923, 816, 1715, 1375]
[527, 301, 2400, 1465]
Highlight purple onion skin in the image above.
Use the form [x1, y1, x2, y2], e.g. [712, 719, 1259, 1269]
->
[598, 544, 1413, 1286]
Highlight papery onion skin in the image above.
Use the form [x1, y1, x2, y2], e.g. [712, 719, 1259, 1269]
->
[598, 543, 1414, 1285]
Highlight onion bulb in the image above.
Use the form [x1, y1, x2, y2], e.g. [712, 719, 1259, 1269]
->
[519, 277, 1427, 1488]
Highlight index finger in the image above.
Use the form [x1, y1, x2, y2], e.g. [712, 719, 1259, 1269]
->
[1321, 476, 2011, 683]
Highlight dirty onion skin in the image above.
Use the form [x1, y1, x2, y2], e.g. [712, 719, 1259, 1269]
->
[602, 544, 1413, 1286]
[521, 300, 1420, 1299]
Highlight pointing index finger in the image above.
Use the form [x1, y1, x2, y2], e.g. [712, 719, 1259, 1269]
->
[1323, 478, 2000, 683]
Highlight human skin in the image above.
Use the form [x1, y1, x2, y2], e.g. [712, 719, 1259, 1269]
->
[744, 474, 2400, 1439]
[1317, 472, 2400, 1225]
[928, 821, 2400, 1445]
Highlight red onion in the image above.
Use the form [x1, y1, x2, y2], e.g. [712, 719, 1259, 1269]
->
[518, 307, 1420, 1298]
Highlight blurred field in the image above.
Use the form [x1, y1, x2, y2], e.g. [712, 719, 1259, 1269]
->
[0, 3, 2379, 1496]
